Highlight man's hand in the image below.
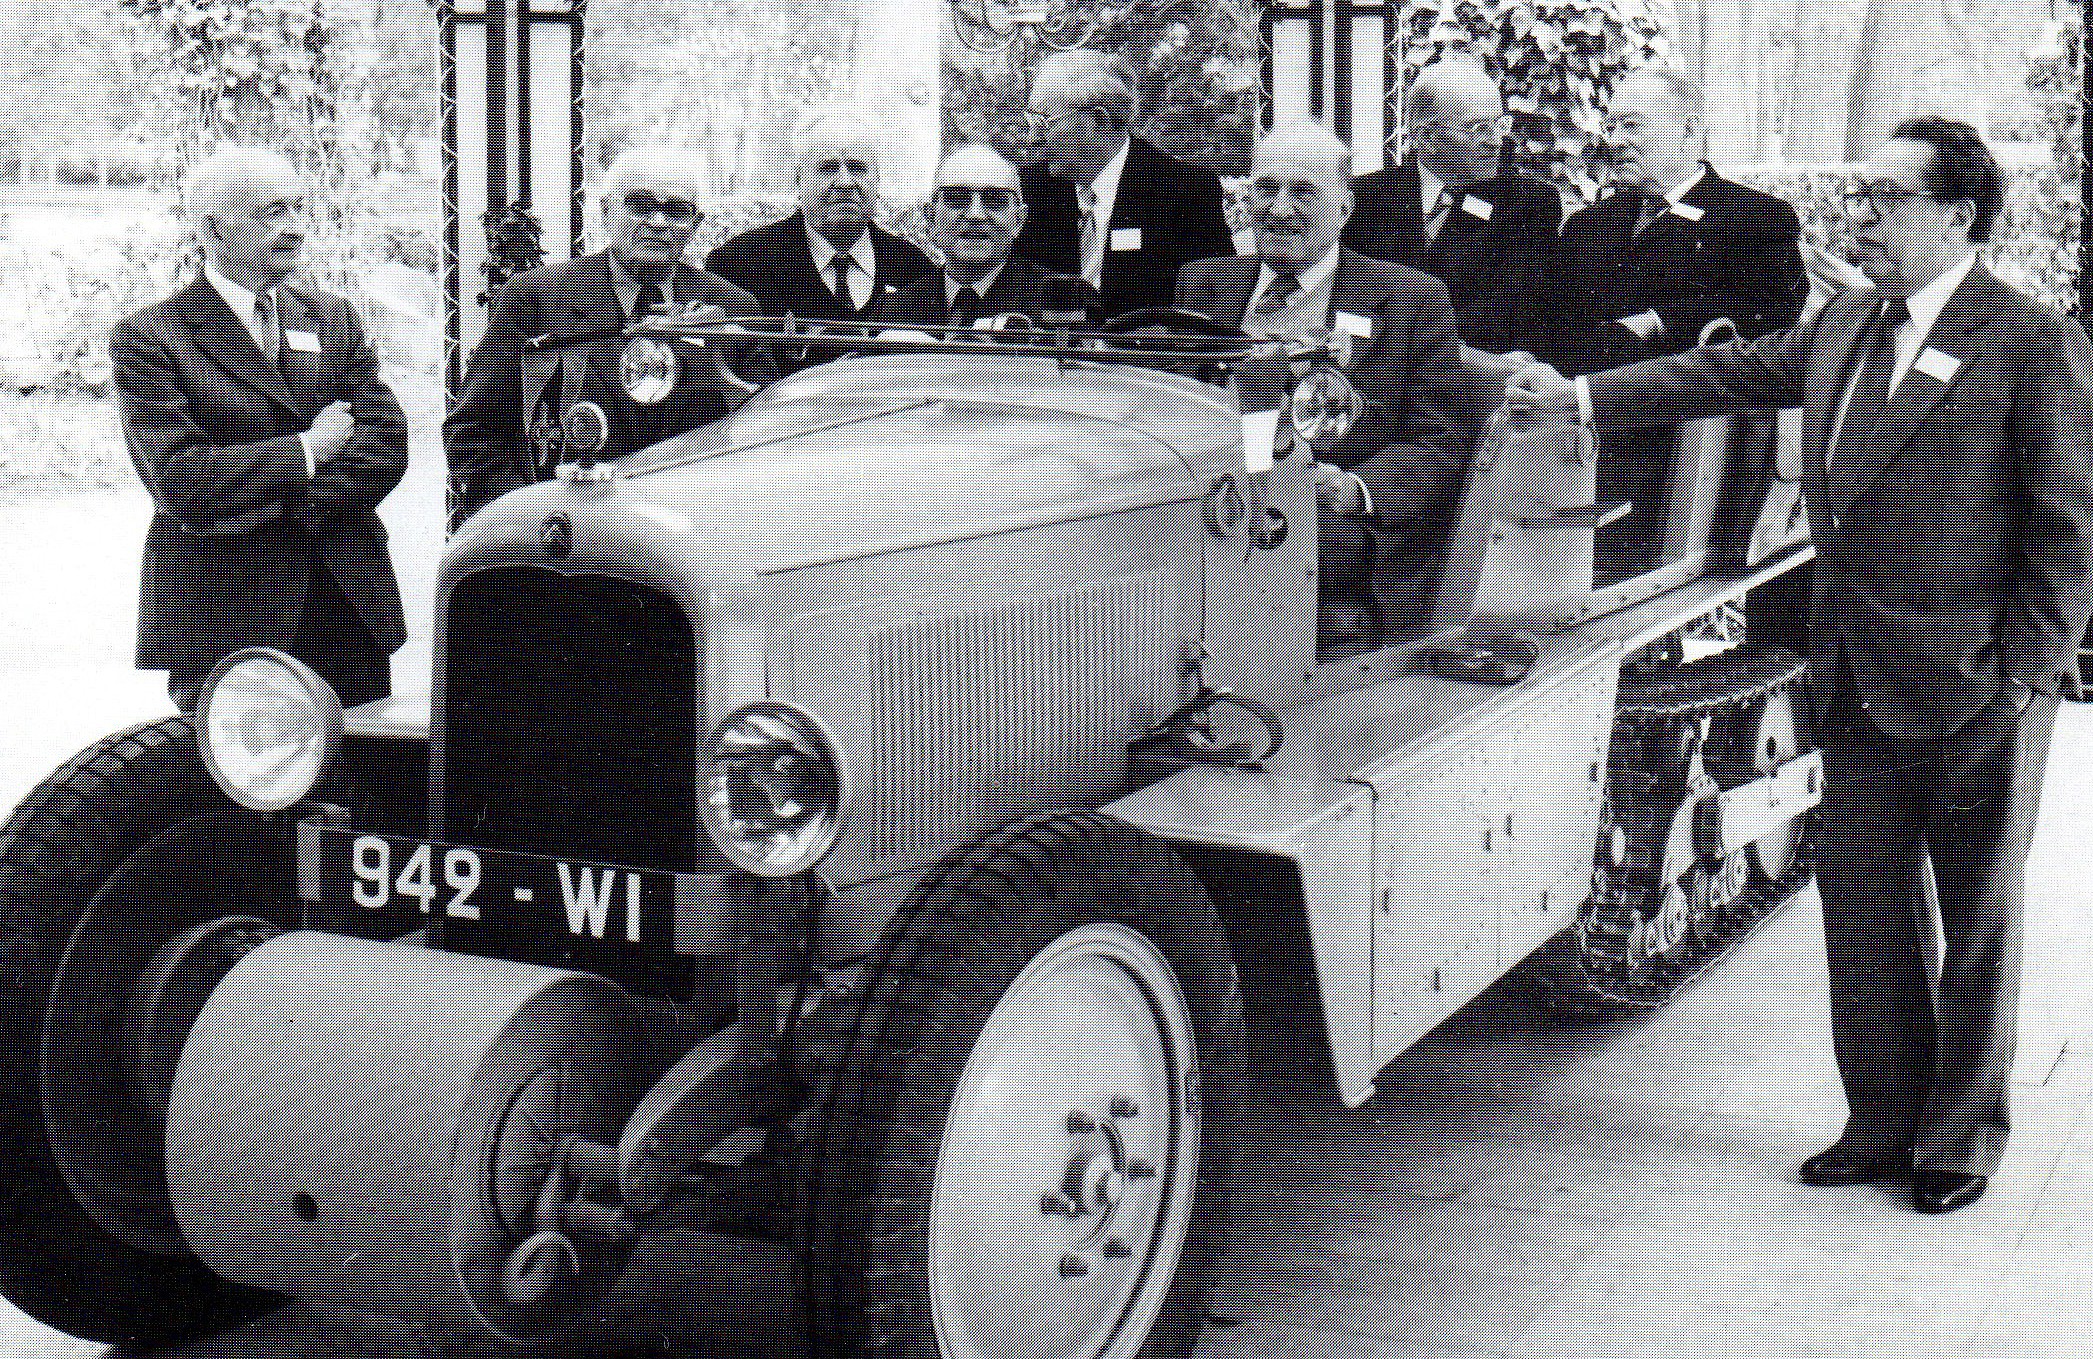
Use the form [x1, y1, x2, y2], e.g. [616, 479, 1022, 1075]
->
[1314, 461, 1365, 515]
[1802, 240, 1871, 298]
[1503, 362, 1580, 428]
[306, 401, 354, 465]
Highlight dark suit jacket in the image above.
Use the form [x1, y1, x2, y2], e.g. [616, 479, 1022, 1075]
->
[112, 277, 407, 680]
[1178, 249, 1473, 627]
[444, 251, 773, 517]
[1541, 166, 1806, 376]
[1015, 136, 1236, 318]
[1587, 265, 2093, 738]
[872, 257, 1100, 327]
[704, 212, 935, 372]
[1341, 160, 1562, 356]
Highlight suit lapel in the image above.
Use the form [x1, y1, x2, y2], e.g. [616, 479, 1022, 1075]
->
[179, 277, 302, 417]
[1206, 258, 1260, 328]
[273, 288, 325, 415]
[562, 252, 628, 331]
[1829, 268, 1993, 514]
[1326, 251, 1386, 347]
[1804, 297, 1875, 499]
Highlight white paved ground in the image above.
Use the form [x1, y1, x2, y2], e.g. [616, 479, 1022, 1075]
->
[2, 451, 2090, 1358]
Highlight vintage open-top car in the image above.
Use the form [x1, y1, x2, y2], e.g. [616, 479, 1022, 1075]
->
[0, 308, 1817, 1358]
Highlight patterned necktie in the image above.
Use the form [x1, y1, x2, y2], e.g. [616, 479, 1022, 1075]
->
[1077, 185, 1101, 282]
[254, 289, 281, 367]
[633, 281, 667, 321]
[1253, 271, 1300, 318]
[1830, 296, 1912, 470]
[1423, 189, 1454, 243]
[1632, 192, 1666, 237]
[949, 285, 984, 328]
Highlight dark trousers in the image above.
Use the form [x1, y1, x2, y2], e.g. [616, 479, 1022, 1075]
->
[170, 562, 392, 714]
[1815, 670, 2059, 1175]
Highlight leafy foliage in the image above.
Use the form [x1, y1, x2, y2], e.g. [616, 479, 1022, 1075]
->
[2016, 6, 2081, 314]
[1402, 0, 1670, 202]
[942, 0, 1260, 174]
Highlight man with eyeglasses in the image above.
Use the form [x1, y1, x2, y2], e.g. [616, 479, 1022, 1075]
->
[445, 147, 775, 521]
[705, 108, 935, 373]
[1011, 49, 1235, 318]
[1178, 121, 1470, 648]
[111, 146, 408, 712]
[876, 144, 1099, 326]
[1538, 66, 1805, 376]
[1341, 57, 1561, 357]
[1505, 117, 2093, 1215]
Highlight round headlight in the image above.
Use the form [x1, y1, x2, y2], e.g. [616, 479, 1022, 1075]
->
[1288, 366, 1365, 449]
[620, 336, 680, 404]
[194, 649, 343, 813]
[700, 701, 849, 876]
[563, 400, 609, 458]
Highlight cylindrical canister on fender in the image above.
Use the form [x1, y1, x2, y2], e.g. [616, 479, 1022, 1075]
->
[164, 931, 653, 1343]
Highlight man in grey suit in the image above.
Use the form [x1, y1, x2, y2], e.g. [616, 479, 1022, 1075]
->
[112, 147, 408, 711]
[1507, 118, 2093, 1213]
[1178, 121, 1471, 645]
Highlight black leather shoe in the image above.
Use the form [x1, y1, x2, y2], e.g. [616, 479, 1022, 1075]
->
[1913, 1170, 1988, 1214]
[1799, 1142, 1912, 1186]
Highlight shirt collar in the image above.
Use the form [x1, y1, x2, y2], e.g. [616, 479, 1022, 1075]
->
[203, 261, 264, 327]
[1898, 251, 1979, 338]
[1417, 163, 1447, 214]
[804, 220, 877, 278]
[1257, 242, 1342, 302]
[1663, 164, 1708, 207]
[1081, 138, 1132, 222]
[607, 252, 675, 319]
[946, 263, 1006, 306]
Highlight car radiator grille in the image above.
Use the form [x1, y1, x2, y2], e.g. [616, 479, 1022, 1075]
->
[437, 566, 705, 995]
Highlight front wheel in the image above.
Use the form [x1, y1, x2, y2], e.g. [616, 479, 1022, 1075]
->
[798, 812, 1245, 1359]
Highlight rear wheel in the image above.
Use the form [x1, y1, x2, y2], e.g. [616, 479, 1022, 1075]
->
[0, 719, 286, 1345]
[798, 812, 1245, 1359]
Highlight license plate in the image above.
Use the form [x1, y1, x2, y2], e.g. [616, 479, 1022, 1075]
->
[309, 827, 677, 948]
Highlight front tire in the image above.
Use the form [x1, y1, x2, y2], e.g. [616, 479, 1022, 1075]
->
[799, 812, 1245, 1359]
[0, 719, 283, 1345]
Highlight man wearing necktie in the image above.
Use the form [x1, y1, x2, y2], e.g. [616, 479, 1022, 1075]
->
[706, 108, 934, 374]
[874, 145, 1097, 327]
[1013, 49, 1236, 318]
[1176, 121, 1471, 648]
[1342, 57, 1561, 357]
[1505, 118, 2093, 1214]
[445, 147, 776, 521]
[111, 147, 408, 713]
[1537, 67, 1806, 378]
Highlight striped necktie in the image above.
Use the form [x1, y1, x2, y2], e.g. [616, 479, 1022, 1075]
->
[1253, 271, 1300, 318]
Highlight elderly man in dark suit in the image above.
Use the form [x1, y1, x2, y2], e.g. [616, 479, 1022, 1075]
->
[1508, 118, 2093, 1214]
[1341, 56, 1560, 357]
[444, 148, 776, 521]
[1013, 49, 1236, 318]
[111, 146, 407, 712]
[1540, 67, 1806, 376]
[876, 145, 1099, 327]
[705, 108, 934, 372]
[1178, 121, 1470, 645]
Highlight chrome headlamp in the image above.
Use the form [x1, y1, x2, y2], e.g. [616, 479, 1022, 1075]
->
[619, 336, 680, 404]
[194, 648, 343, 813]
[699, 701, 850, 876]
[1286, 366, 1365, 451]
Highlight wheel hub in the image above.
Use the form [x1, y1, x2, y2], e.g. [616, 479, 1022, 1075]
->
[125, 915, 283, 1123]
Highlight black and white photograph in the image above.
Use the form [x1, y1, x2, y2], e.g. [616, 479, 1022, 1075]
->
[2, 2, 2091, 1356]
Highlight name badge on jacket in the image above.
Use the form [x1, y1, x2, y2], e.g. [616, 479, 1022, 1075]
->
[283, 330, 323, 354]
[1111, 227, 1142, 252]
[1460, 195, 1493, 221]
[1913, 348, 1961, 383]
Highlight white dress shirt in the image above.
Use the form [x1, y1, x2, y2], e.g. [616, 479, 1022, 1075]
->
[204, 262, 313, 476]
[805, 223, 879, 312]
[1827, 250, 1978, 456]
[1244, 243, 1342, 334]
[1076, 138, 1132, 289]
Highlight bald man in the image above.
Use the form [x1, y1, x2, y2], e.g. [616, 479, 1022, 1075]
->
[705, 109, 934, 372]
[112, 147, 407, 710]
[1014, 49, 1236, 317]
[1342, 58, 1561, 356]
[444, 148, 776, 521]
[1179, 122, 1470, 647]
